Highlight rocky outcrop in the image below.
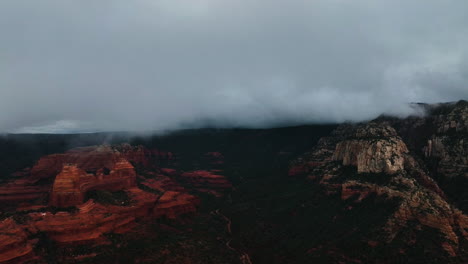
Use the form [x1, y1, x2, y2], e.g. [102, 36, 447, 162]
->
[423, 102, 468, 179]
[0, 146, 143, 208]
[30, 145, 118, 181]
[332, 123, 408, 174]
[29, 144, 172, 182]
[0, 184, 201, 263]
[49, 158, 136, 207]
[290, 121, 468, 257]
[29, 187, 165, 245]
[0, 143, 206, 263]
[0, 140, 230, 263]
[49, 164, 85, 208]
[389, 101, 468, 214]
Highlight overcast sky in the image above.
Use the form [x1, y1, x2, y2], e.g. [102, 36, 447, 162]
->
[1, 0, 468, 133]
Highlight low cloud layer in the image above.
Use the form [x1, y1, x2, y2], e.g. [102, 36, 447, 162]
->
[1, 0, 468, 133]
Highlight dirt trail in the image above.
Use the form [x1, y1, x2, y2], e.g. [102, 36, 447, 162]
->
[212, 209, 252, 264]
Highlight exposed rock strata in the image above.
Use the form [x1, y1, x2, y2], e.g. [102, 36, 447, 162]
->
[0, 219, 37, 264]
[290, 121, 468, 257]
[0, 144, 205, 263]
[332, 124, 408, 174]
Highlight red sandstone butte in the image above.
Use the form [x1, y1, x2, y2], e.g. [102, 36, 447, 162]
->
[49, 158, 136, 207]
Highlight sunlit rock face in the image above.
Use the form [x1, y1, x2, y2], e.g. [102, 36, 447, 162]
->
[332, 123, 408, 174]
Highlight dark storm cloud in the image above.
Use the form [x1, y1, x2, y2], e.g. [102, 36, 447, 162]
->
[1, 0, 467, 133]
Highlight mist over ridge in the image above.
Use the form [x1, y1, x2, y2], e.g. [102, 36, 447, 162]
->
[1, 0, 468, 133]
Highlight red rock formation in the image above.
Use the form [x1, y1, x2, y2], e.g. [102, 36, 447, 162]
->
[49, 158, 137, 207]
[30, 146, 118, 181]
[23, 187, 199, 247]
[0, 146, 144, 209]
[141, 177, 185, 193]
[180, 170, 232, 196]
[0, 219, 37, 263]
[30, 187, 164, 245]
[0, 143, 207, 263]
[0, 181, 48, 204]
[49, 164, 85, 207]
[28, 144, 169, 182]
[0, 187, 200, 261]
[153, 191, 199, 219]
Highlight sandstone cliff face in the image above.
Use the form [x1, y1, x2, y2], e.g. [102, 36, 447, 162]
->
[332, 123, 408, 174]
[290, 120, 468, 258]
[49, 164, 85, 208]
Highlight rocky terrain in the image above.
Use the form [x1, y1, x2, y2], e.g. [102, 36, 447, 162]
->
[0, 101, 466, 263]
[0, 144, 231, 263]
[289, 101, 468, 262]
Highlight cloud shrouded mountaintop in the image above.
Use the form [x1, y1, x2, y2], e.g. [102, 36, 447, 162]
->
[1, 0, 468, 133]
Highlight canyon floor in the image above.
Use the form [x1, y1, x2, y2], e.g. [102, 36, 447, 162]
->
[0, 101, 467, 264]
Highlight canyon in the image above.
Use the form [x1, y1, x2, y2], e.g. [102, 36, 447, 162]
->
[0, 100, 466, 263]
